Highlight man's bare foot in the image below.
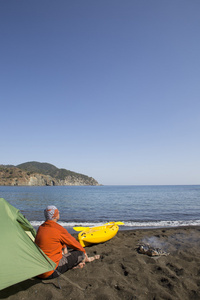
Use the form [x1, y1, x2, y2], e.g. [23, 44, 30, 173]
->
[73, 262, 85, 269]
[85, 254, 100, 262]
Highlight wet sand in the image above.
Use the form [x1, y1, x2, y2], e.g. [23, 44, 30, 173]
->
[1, 226, 200, 300]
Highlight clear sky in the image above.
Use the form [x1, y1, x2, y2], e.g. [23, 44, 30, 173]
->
[1, 1, 200, 185]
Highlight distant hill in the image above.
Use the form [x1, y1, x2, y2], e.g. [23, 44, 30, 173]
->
[0, 162, 100, 186]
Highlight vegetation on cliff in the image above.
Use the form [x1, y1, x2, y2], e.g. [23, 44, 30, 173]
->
[0, 162, 99, 186]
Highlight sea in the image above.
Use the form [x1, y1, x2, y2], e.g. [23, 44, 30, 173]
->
[1, 185, 200, 233]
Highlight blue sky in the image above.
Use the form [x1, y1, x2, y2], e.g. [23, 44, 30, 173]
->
[1, 1, 200, 185]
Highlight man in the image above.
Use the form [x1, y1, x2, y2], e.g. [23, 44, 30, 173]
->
[35, 205, 99, 279]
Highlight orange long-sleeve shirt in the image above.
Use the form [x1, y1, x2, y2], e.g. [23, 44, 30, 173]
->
[35, 220, 86, 278]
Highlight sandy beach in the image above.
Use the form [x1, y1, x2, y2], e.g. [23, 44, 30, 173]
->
[1, 226, 200, 300]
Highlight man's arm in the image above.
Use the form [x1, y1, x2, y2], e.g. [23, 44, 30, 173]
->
[60, 230, 86, 253]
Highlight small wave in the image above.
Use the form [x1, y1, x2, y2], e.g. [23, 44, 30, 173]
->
[122, 220, 200, 228]
[30, 219, 200, 229]
[31, 221, 45, 227]
[30, 221, 111, 228]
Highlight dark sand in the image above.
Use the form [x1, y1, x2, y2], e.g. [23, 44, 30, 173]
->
[1, 226, 200, 300]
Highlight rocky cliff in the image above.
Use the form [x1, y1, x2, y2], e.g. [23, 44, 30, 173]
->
[0, 163, 100, 186]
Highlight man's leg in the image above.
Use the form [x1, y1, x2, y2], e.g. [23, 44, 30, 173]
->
[58, 250, 85, 273]
[47, 250, 85, 279]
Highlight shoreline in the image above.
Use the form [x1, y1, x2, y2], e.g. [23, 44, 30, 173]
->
[1, 226, 200, 299]
[30, 221, 200, 234]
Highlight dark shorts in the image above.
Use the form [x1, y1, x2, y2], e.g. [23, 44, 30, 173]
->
[47, 251, 85, 279]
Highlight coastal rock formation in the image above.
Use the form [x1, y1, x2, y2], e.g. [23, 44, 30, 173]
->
[0, 162, 100, 186]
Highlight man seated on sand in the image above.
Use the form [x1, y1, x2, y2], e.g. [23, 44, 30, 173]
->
[35, 205, 99, 279]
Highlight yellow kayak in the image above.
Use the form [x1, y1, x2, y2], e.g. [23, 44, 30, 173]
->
[73, 222, 124, 247]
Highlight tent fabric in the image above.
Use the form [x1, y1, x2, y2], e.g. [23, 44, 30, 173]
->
[0, 198, 56, 291]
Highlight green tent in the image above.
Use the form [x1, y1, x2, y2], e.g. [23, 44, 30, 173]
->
[0, 198, 56, 291]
